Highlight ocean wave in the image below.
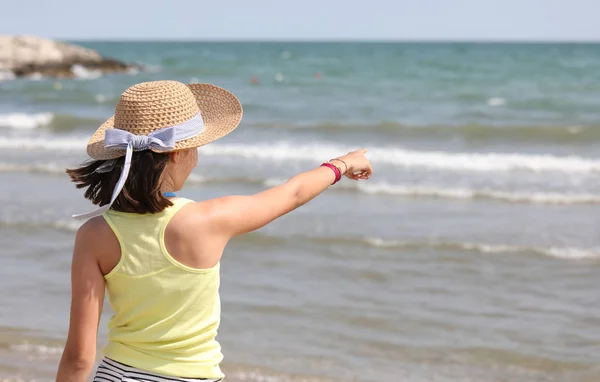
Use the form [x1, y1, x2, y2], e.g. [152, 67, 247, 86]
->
[0, 113, 54, 129]
[94, 94, 110, 103]
[10, 342, 63, 355]
[1, 157, 599, 205]
[26, 72, 44, 80]
[0, 70, 16, 81]
[71, 64, 102, 80]
[487, 97, 506, 107]
[364, 238, 600, 260]
[2, 137, 600, 174]
[0, 112, 102, 131]
[0, 218, 81, 233]
[264, 178, 600, 204]
[199, 142, 600, 173]
[0, 136, 87, 151]
[3, 215, 594, 261]
[144, 63, 162, 73]
[254, 121, 600, 144]
[237, 233, 600, 261]
[352, 183, 600, 204]
[0, 162, 67, 175]
[2, 160, 600, 206]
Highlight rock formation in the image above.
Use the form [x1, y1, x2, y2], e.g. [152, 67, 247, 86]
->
[0, 35, 140, 79]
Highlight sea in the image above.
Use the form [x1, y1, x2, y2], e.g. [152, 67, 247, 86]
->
[0, 42, 599, 382]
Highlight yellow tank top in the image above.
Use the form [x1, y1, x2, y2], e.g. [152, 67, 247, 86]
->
[101, 198, 223, 378]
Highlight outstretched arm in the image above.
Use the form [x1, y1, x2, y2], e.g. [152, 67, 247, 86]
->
[56, 221, 106, 382]
[207, 149, 372, 238]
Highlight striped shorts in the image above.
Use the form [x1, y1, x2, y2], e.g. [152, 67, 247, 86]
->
[93, 357, 223, 382]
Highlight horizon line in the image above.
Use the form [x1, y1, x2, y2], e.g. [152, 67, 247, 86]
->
[65, 38, 600, 44]
[6, 35, 597, 44]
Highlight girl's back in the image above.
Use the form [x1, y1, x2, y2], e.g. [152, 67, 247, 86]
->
[100, 198, 223, 378]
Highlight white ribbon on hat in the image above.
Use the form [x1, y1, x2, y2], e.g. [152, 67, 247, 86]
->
[72, 112, 205, 220]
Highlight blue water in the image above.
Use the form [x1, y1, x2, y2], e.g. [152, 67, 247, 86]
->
[0, 42, 599, 382]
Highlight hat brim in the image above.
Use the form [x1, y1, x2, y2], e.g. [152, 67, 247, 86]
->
[86, 83, 243, 160]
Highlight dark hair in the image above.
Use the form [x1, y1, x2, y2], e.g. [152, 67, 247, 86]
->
[66, 150, 173, 214]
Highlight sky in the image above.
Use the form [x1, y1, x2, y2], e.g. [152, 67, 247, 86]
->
[2, 0, 599, 41]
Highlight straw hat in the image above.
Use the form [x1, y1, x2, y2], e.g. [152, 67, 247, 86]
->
[86, 80, 243, 160]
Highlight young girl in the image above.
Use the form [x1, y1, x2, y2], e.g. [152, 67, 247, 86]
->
[56, 80, 372, 382]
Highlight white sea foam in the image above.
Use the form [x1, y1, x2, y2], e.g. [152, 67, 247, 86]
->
[0, 136, 86, 151]
[543, 247, 600, 260]
[231, 370, 291, 381]
[144, 64, 162, 73]
[0, 160, 593, 205]
[187, 173, 207, 183]
[2, 137, 600, 175]
[266, 178, 600, 204]
[0, 70, 16, 81]
[27, 72, 44, 80]
[199, 141, 600, 173]
[51, 220, 82, 232]
[2, 213, 597, 261]
[0, 216, 82, 233]
[71, 64, 102, 80]
[353, 182, 600, 204]
[365, 238, 600, 260]
[487, 97, 506, 107]
[94, 94, 108, 103]
[127, 67, 140, 76]
[0, 112, 54, 129]
[0, 162, 66, 175]
[10, 342, 63, 355]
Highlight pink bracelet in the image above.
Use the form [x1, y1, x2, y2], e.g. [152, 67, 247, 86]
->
[321, 162, 342, 184]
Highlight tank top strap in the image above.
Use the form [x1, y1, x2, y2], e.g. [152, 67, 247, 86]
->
[162, 197, 194, 220]
[101, 197, 195, 278]
[158, 197, 194, 234]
